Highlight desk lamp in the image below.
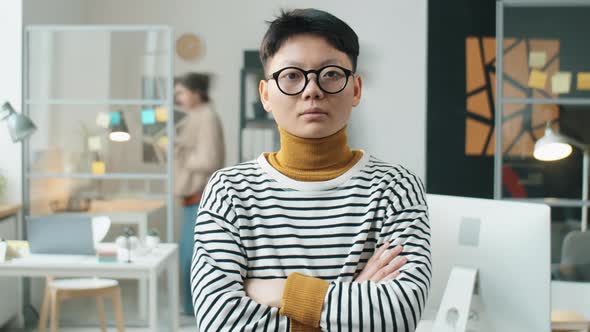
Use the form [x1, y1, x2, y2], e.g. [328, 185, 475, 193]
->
[1, 102, 36, 142]
[534, 123, 588, 231]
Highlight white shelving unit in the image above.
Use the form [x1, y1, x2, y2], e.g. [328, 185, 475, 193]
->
[22, 25, 175, 241]
[495, 1, 590, 211]
[21, 25, 175, 325]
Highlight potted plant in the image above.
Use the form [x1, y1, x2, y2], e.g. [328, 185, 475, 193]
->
[145, 228, 161, 249]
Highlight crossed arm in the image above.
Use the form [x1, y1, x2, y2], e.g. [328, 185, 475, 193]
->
[244, 241, 407, 307]
[192, 209, 430, 330]
[191, 172, 431, 331]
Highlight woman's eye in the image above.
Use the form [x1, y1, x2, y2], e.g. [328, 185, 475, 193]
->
[284, 72, 301, 80]
[324, 71, 342, 78]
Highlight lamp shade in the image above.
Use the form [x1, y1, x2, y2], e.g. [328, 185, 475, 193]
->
[2, 102, 37, 143]
[109, 111, 130, 142]
[533, 126, 573, 161]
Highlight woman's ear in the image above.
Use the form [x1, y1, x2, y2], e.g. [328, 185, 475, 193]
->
[259, 79, 272, 112]
[352, 75, 362, 107]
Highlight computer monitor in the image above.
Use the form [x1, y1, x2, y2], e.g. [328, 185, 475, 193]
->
[417, 194, 551, 331]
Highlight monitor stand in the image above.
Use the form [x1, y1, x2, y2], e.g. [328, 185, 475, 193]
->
[433, 266, 478, 332]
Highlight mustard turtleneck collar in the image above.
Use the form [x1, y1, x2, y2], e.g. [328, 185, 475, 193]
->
[265, 126, 363, 182]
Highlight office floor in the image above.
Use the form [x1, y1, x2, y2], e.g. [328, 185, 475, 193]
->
[3, 279, 196, 332]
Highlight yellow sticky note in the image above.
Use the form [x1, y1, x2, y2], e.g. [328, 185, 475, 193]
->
[91, 161, 105, 175]
[551, 72, 572, 94]
[156, 107, 168, 122]
[88, 136, 101, 151]
[96, 112, 110, 129]
[528, 70, 547, 90]
[577, 72, 590, 90]
[529, 51, 546, 69]
[157, 135, 168, 147]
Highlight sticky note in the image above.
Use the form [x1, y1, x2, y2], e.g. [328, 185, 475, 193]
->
[577, 72, 590, 90]
[91, 161, 106, 175]
[551, 72, 572, 94]
[88, 136, 101, 151]
[158, 135, 168, 148]
[141, 109, 156, 125]
[529, 51, 547, 69]
[528, 70, 547, 90]
[110, 112, 121, 126]
[156, 107, 168, 122]
[96, 112, 110, 128]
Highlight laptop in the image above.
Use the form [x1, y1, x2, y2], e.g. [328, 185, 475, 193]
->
[27, 215, 96, 255]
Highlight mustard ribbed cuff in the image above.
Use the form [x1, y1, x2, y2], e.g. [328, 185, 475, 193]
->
[279, 272, 330, 328]
[290, 319, 322, 332]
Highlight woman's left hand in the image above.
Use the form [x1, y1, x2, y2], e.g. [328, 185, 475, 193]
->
[244, 278, 286, 308]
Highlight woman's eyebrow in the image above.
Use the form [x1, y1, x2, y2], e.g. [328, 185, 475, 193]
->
[318, 58, 342, 66]
[279, 58, 342, 68]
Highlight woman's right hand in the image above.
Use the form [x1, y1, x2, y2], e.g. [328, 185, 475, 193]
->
[354, 242, 407, 283]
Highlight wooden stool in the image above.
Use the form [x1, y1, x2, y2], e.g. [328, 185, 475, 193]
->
[38, 277, 125, 332]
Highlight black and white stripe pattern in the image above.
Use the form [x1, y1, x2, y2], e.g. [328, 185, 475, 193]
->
[191, 152, 431, 331]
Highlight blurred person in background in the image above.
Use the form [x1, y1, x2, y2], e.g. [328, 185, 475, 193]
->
[173, 72, 225, 315]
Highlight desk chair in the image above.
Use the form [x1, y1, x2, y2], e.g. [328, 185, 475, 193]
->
[36, 216, 125, 331]
[561, 231, 590, 280]
[38, 276, 125, 332]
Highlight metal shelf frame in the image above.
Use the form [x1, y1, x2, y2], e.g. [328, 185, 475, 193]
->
[495, 1, 589, 232]
[21, 25, 175, 243]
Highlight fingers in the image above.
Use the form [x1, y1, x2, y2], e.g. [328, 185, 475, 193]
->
[355, 242, 408, 283]
[379, 245, 403, 264]
[368, 241, 390, 264]
[360, 243, 394, 279]
[379, 270, 401, 283]
[370, 255, 408, 282]
[355, 243, 389, 282]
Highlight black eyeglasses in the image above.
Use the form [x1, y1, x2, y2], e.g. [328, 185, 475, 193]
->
[267, 65, 355, 96]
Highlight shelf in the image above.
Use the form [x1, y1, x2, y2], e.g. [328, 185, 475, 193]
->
[24, 25, 176, 243]
[27, 173, 167, 180]
[503, 197, 590, 208]
[25, 99, 168, 106]
[501, 98, 590, 106]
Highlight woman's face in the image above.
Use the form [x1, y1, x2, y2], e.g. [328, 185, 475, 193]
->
[174, 84, 204, 111]
[259, 34, 362, 139]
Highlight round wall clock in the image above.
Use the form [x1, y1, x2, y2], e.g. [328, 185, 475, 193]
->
[176, 33, 203, 61]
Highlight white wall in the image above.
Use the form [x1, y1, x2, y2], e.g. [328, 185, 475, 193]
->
[85, 0, 428, 180]
[0, 0, 23, 204]
[23, 0, 90, 24]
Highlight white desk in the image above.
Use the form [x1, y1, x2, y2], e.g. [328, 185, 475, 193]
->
[60, 198, 167, 319]
[0, 243, 179, 331]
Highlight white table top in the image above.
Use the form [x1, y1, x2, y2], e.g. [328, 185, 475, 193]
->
[0, 243, 177, 279]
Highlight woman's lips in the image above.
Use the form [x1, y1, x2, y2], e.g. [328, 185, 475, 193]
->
[301, 112, 328, 121]
[301, 107, 328, 117]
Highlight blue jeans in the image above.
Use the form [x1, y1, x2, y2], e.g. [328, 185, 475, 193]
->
[180, 204, 199, 314]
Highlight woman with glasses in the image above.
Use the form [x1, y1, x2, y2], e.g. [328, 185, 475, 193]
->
[190, 9, 430, 332]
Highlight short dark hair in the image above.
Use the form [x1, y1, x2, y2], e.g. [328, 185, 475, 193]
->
[259, 8, 359, 73]
[174, 72, 211, 103]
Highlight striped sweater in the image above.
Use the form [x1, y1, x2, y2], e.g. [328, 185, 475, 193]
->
[191, 151, 431, 331]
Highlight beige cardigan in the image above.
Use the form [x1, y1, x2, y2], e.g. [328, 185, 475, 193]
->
[174, 104, 225, 197]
